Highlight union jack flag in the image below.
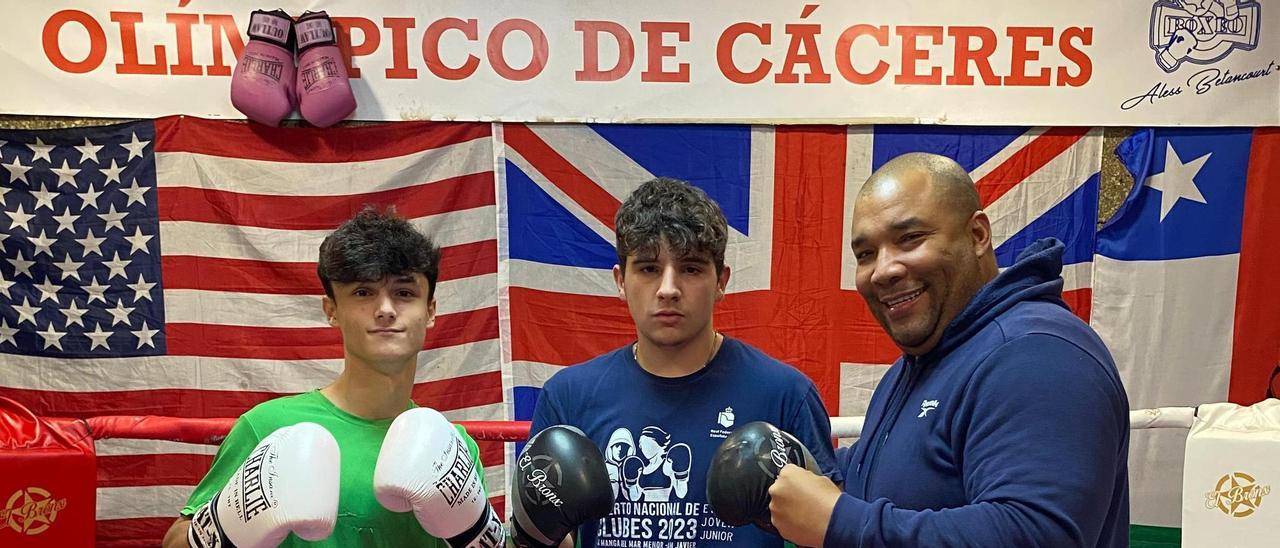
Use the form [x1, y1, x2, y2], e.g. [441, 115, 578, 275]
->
[498, 123, 1102, 424]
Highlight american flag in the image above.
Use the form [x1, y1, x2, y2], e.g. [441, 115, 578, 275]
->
[500, 123, 1102, 426]
[0, 117, 505, 545]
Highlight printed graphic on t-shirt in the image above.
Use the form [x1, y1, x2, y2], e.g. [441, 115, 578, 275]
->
[605, 426, 690, 502]
[717, 407, 735, 428]
[598, 426, 739, 546]
[709, 407, 735, 439]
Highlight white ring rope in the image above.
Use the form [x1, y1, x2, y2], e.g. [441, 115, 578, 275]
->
[829, 407, 1198, 439]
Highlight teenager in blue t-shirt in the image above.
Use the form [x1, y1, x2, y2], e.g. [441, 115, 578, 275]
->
[530, 177, 838, 547]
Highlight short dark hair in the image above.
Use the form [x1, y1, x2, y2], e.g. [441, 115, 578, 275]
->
[317, 206, 441, 299]
[614, 177, 728, 274]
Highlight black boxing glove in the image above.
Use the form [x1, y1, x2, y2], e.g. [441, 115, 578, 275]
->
[705, 421, 821, 535]
[511, 425, 613, 548]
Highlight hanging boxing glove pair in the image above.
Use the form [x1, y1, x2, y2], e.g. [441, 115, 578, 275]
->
[230, 9, 356, 128]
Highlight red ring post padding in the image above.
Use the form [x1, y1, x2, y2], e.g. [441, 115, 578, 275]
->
[0, 397, 96, 547]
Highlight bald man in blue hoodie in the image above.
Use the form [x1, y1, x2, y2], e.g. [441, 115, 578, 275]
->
[767, 153, 1130, 547]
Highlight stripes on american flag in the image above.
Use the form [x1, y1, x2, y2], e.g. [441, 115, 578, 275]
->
[0, 117, 506, 545]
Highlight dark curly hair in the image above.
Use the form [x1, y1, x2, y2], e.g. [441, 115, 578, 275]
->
[317, 206, 441, 299]
[614, 177, 728, 274]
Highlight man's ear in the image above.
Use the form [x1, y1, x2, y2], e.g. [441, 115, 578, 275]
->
[322, 295, 337, 326]
[970, 210, 993, 256]
[716, 265, 731, 302]
[613, 264, 626, 301]
[426, 297, 437, 329]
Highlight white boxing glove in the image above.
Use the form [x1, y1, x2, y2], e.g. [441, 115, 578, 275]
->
[374, 408, 504, 548]
[188, 422, 340, 548]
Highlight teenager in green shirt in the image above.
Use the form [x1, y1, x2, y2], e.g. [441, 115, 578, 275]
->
[162, 207, 486, 547]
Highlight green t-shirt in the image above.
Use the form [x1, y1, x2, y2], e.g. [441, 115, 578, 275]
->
[181, 391, 486, 547]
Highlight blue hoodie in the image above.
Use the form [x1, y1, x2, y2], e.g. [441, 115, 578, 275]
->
[825, 238, 1129, 547]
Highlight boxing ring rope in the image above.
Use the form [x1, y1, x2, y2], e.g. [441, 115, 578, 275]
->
[81, 407, 1201, 445]
[828, 407, 1197, 438]
[1125, 406, 1197, 430]
[83, 416, 534, 443]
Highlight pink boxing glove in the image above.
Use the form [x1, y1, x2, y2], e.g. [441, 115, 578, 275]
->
[230, 9, 296, 126]
[296, 11, 356, 128]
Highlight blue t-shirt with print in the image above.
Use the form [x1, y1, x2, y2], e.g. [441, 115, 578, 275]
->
[530, 337, 839, 548]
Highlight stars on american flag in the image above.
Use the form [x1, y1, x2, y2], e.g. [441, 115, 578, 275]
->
[101, 159, 125, 185]
[99, 204, 129, 232]
[30, 183, 57, 211]
[81, 180, 106, 208]
[28, 138, 54, 164]
[0, 128, 164, 357]
[37, 323, 65, 350]
[0, 319, 16, 346]
[83, 276, 109, 304]
[121, 180, 150, 207]
[61, 299, 87, 327]
[127, 274, 155, 302]
[124, 227, 152, 254]
[85, 323, 112, 350]
[52, 254, 83, 281]
[6, 251, 34, 278]
[33, 277, 60, 303]
[134, 321, 158, 349]
[122, 133, 150, 161]
[12, 296, 39, 326]
[105, 298, 134, 326]
[4, 204, 34, 232]
[74, 138, 104, 165]
[103, 251, 132, 280]
[2, 157, 31, 184]
[51, 159, 80, 188]
[29, 229, 55, 258]
[52, 207, 79, 234]
[76, 230, 106, 257]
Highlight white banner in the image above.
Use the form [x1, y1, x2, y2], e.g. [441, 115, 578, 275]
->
[2, 0, 1277, 125]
